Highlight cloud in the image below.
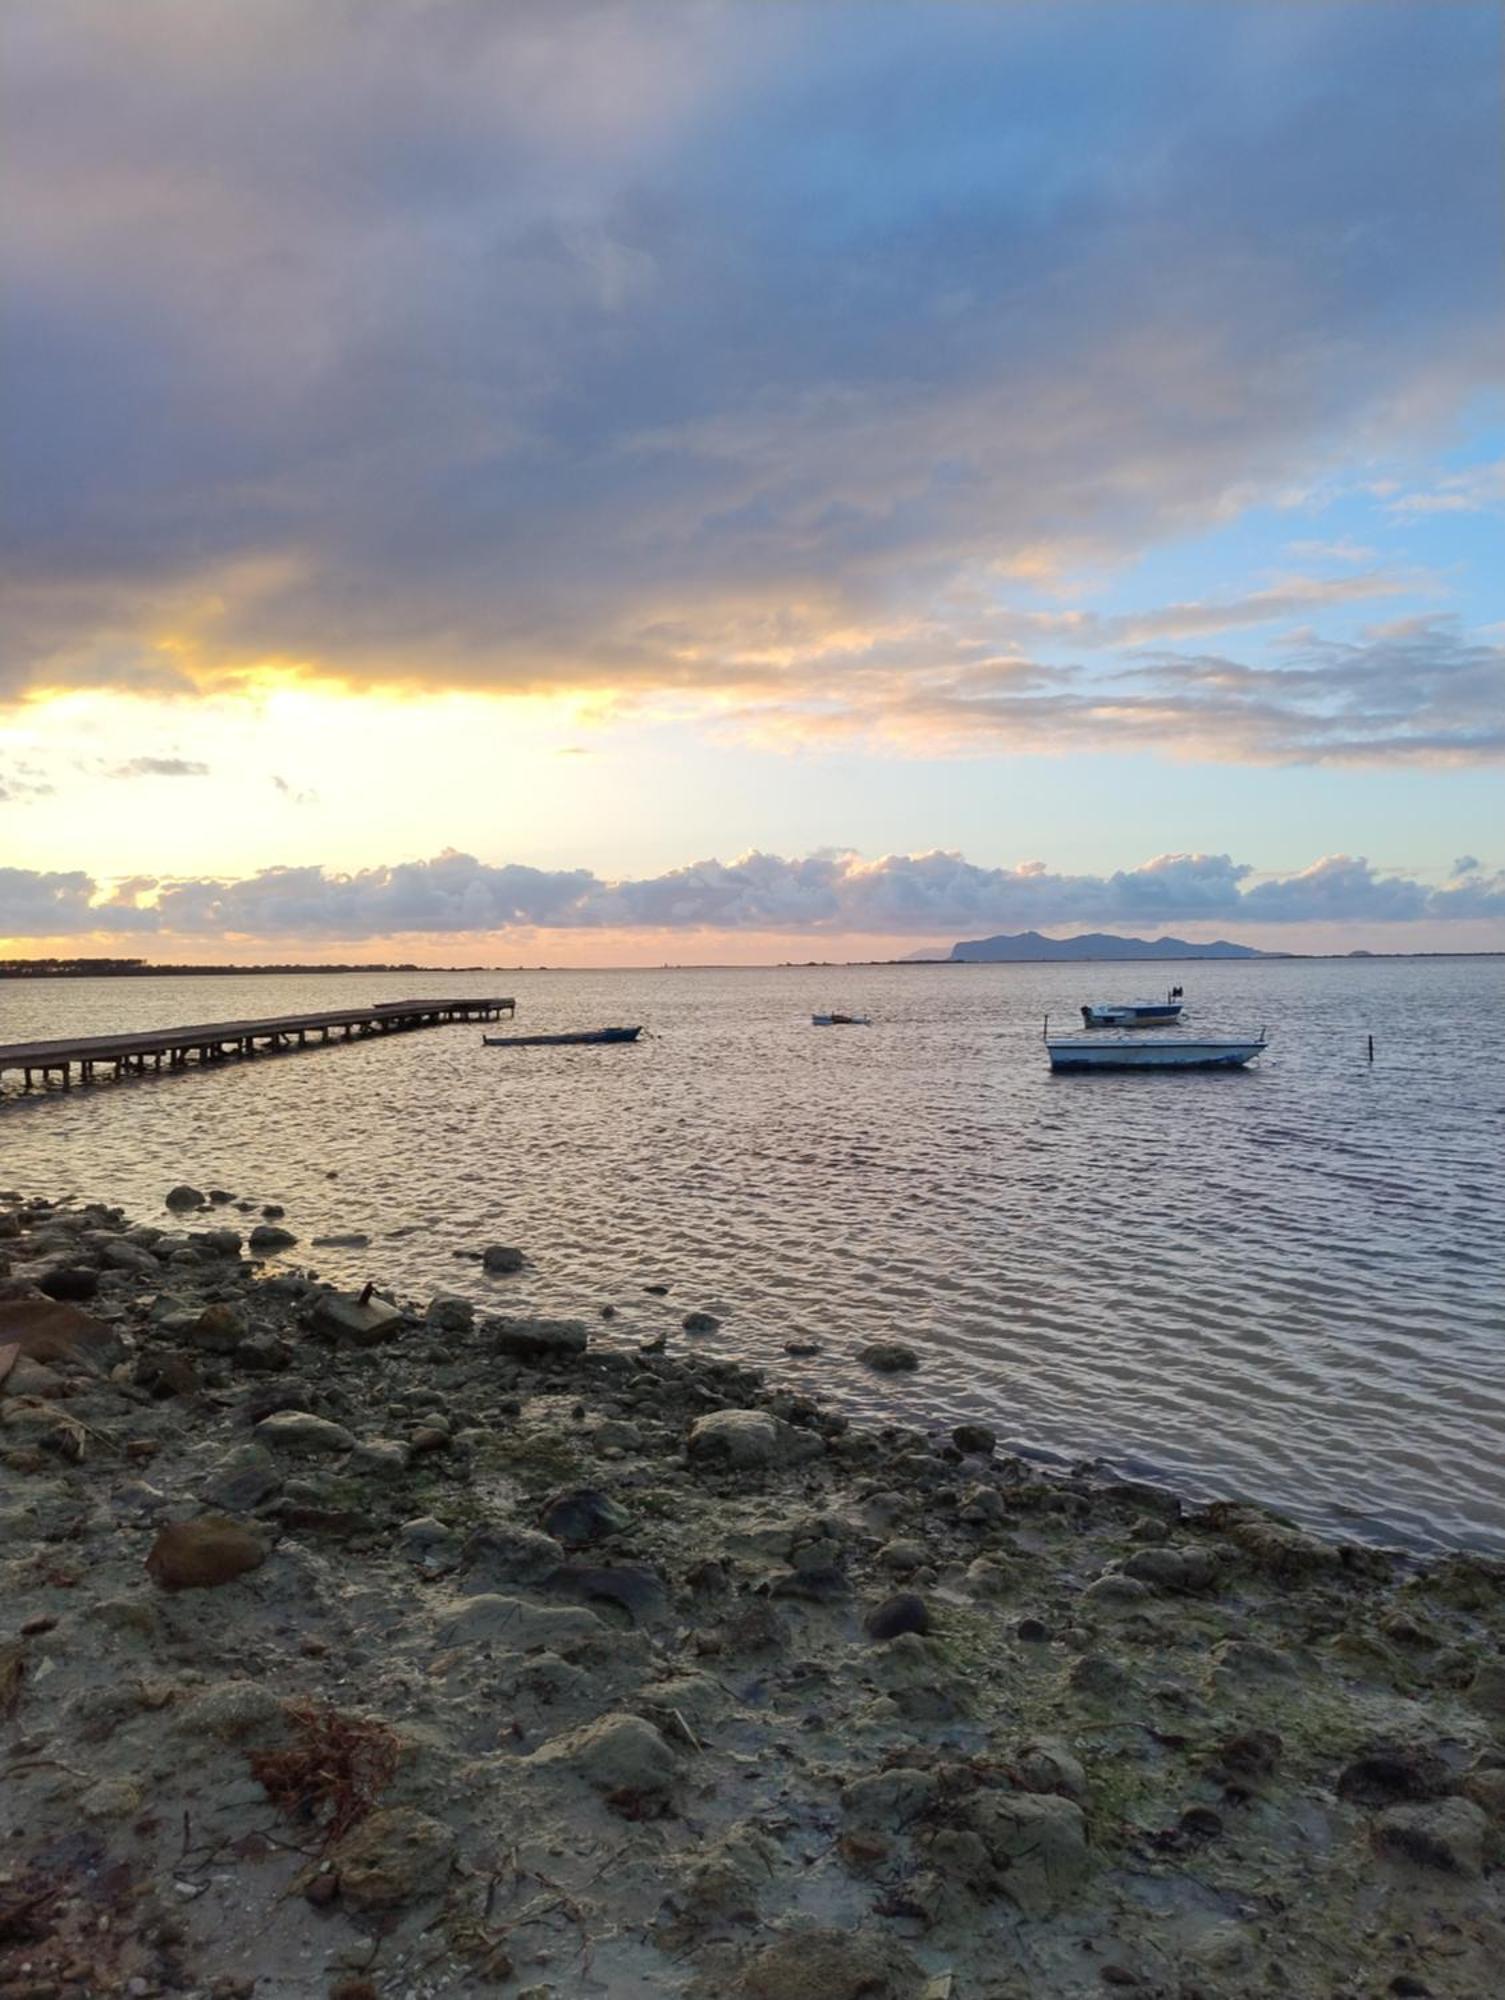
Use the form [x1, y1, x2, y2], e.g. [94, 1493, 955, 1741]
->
[110, 756, 210, 778]
[3, 846, 1501, 942]
[2, 0, 1499, 749]
[1385, 458, 1505, 518]
[723, 613, 1505, 765]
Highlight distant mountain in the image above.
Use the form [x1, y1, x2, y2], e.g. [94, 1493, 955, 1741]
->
[897, 946, 951, 962]
[947, 930, 1274, 963]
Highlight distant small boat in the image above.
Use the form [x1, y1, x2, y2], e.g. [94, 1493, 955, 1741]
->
[1081, 1000, 1184, 1028]
[482, 1027, 642, 1048]
[1046, 1029, 1267, 1071]
[812, 1011, 871, 1026]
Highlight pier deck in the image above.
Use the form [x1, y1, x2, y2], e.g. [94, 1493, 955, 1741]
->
[0, 996, 516, 1091]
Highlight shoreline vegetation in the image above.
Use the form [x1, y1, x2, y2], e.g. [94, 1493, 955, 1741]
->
[2, 1192, 1502, 1997]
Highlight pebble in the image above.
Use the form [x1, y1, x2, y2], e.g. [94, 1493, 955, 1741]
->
[864, 1592, 931, 1641]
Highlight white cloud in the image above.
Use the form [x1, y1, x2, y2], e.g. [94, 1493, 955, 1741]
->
[2, 846, 1501, 942]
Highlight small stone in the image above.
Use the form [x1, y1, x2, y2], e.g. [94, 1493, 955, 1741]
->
[539, 1487, 629, 1547]
[1083, 1575, 1155, 1609]
[426, 1295, 475, 1332]
[38, 1266, 100, 1302]
[736, 1928, 922, 2000]
[952, 1422, 996, 1455]
[255, 1410, 357, 1454]
[311, 1232, 371, 1249]
[1338, 1743, 1454, 1807]
[166, 1185, 207, 1210]
[1069, 1653, 1132, 1700]
[865, 1592, 931, 1641]
[1374, 1797, 1486, 1876]
[191, 1303, 245, 1353]
[490, 1316, 589, 1360]
[332, 1806, 457, 1910]
[1121, 1546, 1219, 1593]
[856, 1342, 919, 1373]
[1466, 1657, 1505, 1719]
[80, 1776, 143, 1819]
[682, 1310, 721, 1334]
[482, 1244, 526, 1274]
[876, 1539, 927, 1574]
[248, 1223, 298, 1252]
[528, 1711, 677, 1800]
[462, 1523, 565, 1588]
[146, 1517, 267, 1590]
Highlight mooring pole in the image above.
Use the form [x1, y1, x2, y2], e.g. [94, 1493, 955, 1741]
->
[1367, 1035, 1374, 1064]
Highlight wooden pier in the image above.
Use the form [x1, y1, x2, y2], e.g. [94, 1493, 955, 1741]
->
[0, 997, 516, 1092]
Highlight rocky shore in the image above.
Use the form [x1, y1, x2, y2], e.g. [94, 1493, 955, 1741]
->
[2, 1191, 1502, 2000]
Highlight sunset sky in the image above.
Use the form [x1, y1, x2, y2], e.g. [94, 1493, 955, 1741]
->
[3, 0, 1502, 963]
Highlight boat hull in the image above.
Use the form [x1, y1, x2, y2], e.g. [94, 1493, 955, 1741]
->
[482, 1027, 642, 1047]
[1046, 1036, 1265, 1071]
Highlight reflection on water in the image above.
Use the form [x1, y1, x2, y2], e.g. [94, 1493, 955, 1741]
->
[3, 957, 1502, 1552]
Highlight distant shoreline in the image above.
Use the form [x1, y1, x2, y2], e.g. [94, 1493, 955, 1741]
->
[1, 950, 1501, 979]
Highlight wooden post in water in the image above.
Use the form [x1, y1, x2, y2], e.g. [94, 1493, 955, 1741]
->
[1367, 1034, 1374, 1064]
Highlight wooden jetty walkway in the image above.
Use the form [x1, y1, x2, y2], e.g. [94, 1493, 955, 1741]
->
[0, 997, 516, 1091]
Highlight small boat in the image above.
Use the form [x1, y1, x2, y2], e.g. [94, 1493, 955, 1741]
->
[812, 1011, 871, 1026]
[1045, 1029, 1267, 1072]
[482, 1026, 642, 1048]
[1080, 999, 1184, 1028]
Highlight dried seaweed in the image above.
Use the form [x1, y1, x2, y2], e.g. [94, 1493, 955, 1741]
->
[247, 1703, 400, 1849]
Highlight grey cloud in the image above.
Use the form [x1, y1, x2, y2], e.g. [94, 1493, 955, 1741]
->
[3, 847, 1501, 942]
[1, 3, 1499, 731]
[111, 756, 210, 778]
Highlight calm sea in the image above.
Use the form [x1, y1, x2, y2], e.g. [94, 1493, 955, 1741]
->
[2, 958, 1501, 1554]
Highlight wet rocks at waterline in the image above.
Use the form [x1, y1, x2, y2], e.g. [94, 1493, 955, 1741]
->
[0, 1190, 1501, 1999]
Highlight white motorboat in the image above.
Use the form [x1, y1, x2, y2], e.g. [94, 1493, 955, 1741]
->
[812, 1011, 871, 1026]
[1045, 1029, 1267, 1071]
[1080, 999, 1183, 1028]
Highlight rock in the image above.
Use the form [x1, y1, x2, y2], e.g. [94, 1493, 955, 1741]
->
[311, 1232, 371, 1249]
[489, 1316, 589, 1361]
[255, 1410, 357, 1454]
[166, 1185, 207, 1210]
[248, 1223, 299, 1252]
[435, 1594, 607, 1650]
[261, 1203, 286, 1219]
[688, 1408, 819, 1470]
[175, 1680, 288, 1740]
[1069, 1653, 1132, 1701]
[482, 1244, 526, 1274]
[1121, 1546, 1219, 1593]
[193, 1227, 244, 1255]
[236, 1332, 292, 1372]
[191, 1302, 246, 1353]
[1083, 1575, 1155, 1610]
[784, 1338, 822, 1357]
[1374, 1798, 1487, 1877]
[200, 1444, 283, 1512]
[682, 1310, 721, 1334]
[876, 1539, 927, 1574]
[146, 1517, 268, 1590]
[332, 1806, 457, 1910]
[398, 1516, 464, 1574]
[539, 1486, 629, 1547]
[80, 1777, 143, 1820]
[951, 1422, 996, 1455]
[1466, 1657, 1505, 1719]
[970, 1791, 1091, 1915]
[0, 1296, 122, 1372]
[308, 1289, 405, 1346]
[865, 1593, 931, 1641]
[38, 1265, 100, 1302]
[462, 1524, 565, 1588]
[529, 1711, 677, 1800]
[1337, 1743, 1454, 1807]
[857, 1342, 919, 1373]
[426, 1294, 475, 1332]
[1015, 1737, 1087, 1798]
[1205, 1501, 1339, 1579]
[736, 1927, 923, 2000]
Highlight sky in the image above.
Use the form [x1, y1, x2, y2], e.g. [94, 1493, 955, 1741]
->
[2, 0, 1502, 964]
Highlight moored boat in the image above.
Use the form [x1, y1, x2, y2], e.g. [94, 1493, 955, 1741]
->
[1080, 999, 1184, 1028]
[1046, 1030, 1266, 1071]
[482, 1026, 642, 1047]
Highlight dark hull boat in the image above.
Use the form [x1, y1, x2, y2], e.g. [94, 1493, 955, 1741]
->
[481, 1026, 642, 1048]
